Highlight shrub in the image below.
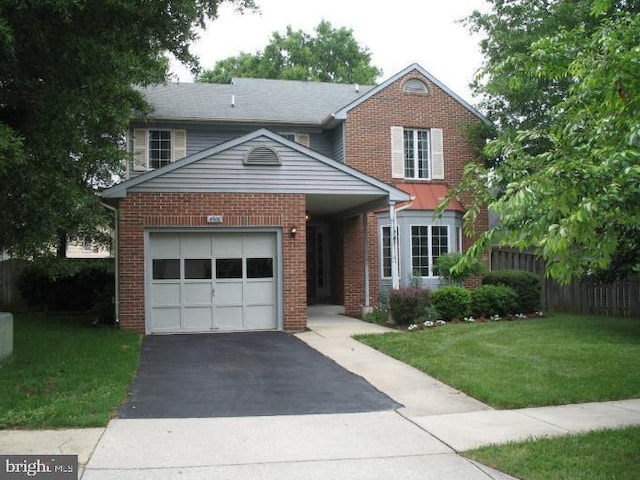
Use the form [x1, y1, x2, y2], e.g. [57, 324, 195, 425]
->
[482, 270, 541, 313]
[431, 286, 471, 321]
[17, 257, 115, 320]
[470, 284, 518, 318]
[434, 252, 486, 284]
[389, 287, 431, 325]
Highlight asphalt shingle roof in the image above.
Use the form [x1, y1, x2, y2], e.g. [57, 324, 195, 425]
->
[140, 78, 375, 125]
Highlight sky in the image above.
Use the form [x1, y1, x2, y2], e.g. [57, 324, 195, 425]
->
[170, 0, 489, 105]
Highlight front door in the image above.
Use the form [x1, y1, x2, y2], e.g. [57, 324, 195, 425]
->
[306, 224, 330, 303]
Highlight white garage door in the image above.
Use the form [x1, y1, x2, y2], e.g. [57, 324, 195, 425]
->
[148, 232, 277, 334]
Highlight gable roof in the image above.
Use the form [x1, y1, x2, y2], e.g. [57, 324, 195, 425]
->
[139, 78, 375, 126]
[138, 64, 486, 127]
[331, 63, 487, 123]
[103, 129, 410, 209]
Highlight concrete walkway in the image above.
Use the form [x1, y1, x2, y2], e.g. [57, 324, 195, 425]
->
[1, 305, 639, 479]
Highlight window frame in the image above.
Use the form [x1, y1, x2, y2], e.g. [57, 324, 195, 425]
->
[380, 225, 399, 279]
[148, 129, 172, 170]
[409, 224, 450, 278]
[403, 128, 431, 180]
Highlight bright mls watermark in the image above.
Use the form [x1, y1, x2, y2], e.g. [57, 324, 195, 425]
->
[0, 455, 77, 479]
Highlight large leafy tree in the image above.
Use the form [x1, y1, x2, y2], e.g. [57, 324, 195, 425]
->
[197, 20, 382, 84]
[449, 0, 640, 283]
[0, 0, 253, 257]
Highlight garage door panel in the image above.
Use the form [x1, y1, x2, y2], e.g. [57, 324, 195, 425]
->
[151, 307, 182, 331]
[216, 306, 245, 330]
[216, 282, 243, 304]
[181, 234, 213, 257]
[183, 307, 214, 330]
[245, 281, 275, 304]
[245, 305, 276, 329]
[150, 234, 180, 257]
[152, 284, 181, 306]
[182, 282, 213, 304]
[214, 234, 243, 257]
[244, 234, 275, 256]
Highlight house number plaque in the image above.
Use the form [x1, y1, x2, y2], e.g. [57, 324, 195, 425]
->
[206, 215, 224, 224]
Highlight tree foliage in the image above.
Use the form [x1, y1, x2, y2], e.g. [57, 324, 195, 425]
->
[0, 0, 254, 257]
[197, 20, 382, 84]
[449, 0, 640, 283]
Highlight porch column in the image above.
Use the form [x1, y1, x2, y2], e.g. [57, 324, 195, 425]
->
[362, 212, 373, 317]
[389, 201, 400, 289]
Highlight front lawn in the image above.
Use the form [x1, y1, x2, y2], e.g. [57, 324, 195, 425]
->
[356, 314, 640, 408]
[0, 314, 141, 429]
[464, 426, 640, 480]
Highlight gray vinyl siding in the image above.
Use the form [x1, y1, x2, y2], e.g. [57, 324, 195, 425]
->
[131, 123, 340, 164]
[129, 137, 383, 196]
[330, 124, 346, 163]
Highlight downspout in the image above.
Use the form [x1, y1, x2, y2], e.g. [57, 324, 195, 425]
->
[362, 213, 371, 317]
[389, 195, 416, 289]
[100, 200, 119, 327]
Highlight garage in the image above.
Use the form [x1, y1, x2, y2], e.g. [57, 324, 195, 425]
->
[147, 231, 278, 334]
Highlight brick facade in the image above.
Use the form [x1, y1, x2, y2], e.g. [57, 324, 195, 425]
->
[117, 192, 306, 333]
[341, 71, 489, 309]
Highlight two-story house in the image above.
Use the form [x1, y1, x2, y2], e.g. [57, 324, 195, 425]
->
[102, 64, 488, 334]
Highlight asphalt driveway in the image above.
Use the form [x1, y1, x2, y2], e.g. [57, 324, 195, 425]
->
[119, 332, 401, 418]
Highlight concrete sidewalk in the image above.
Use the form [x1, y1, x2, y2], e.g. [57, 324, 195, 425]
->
[1, 305, 639, 479]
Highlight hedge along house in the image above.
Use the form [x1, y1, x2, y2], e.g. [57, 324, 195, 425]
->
[102, 64, 488, 334]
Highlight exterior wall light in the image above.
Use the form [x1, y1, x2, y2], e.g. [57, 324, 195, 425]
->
[290, 226, 297, 238]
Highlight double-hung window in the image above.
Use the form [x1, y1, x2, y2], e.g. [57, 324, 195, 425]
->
[131, 128, 187, 172]
[380, 225, 399, 279]
[148, 130, 172, 169]
[391, 126, 444, 180]
[404, 129, 430, 179]
[411, 225, 449, 277]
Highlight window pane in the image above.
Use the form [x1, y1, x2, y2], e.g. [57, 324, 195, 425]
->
[404, 130, 415, 178]
[149, 130, 172, 169]
[382, 226, 392, 278]
[216, 258, 242, 279]
[417, 130, 430, 178]
[247, 258, 273, 278]
[431, 226, 449, 272]
[153, 259, 180, 280]
[185, 259, 212, 279]
[411, 226, 429, 277]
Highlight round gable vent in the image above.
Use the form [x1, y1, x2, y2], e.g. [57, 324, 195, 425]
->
[403, 78, 429, 95]
[245, 146, 281, 165]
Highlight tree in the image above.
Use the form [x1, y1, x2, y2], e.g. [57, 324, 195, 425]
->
[197, 20, 382, 84]
[447, 0, 640, 283]
[0, 0, 254, 257]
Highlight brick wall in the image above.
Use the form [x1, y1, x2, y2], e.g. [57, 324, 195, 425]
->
[344, 70, 489, 306]
[117, 192, 306, 333]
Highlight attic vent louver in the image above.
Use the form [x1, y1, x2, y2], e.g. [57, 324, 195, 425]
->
[403, 78, 429, 94]
[245, 146, 281, 165]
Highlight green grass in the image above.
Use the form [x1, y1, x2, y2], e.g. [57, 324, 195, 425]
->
[356, 314, 640, 408]
[0, 314, 141, 429]
[464, 426, 640, 480]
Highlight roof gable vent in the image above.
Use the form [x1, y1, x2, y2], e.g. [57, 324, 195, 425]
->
[403, 78, 429, 95]
[245, 146, 281, 165]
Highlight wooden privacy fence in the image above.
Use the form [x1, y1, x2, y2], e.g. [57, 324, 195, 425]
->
[0, 259, 28, 307]
[491, 248, 640, 318]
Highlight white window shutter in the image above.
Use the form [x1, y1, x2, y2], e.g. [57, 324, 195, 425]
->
[295, 133, 310, 147]
[431, 128, 444, 180]
[390, 126, 404, 179]
[132, 129, 147, 171]
[172, 129, 187, 161]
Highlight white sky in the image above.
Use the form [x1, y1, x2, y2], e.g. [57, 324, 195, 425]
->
[170, 0, 488, 104]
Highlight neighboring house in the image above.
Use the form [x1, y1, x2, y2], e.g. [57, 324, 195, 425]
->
[102, 64, 488, 334]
